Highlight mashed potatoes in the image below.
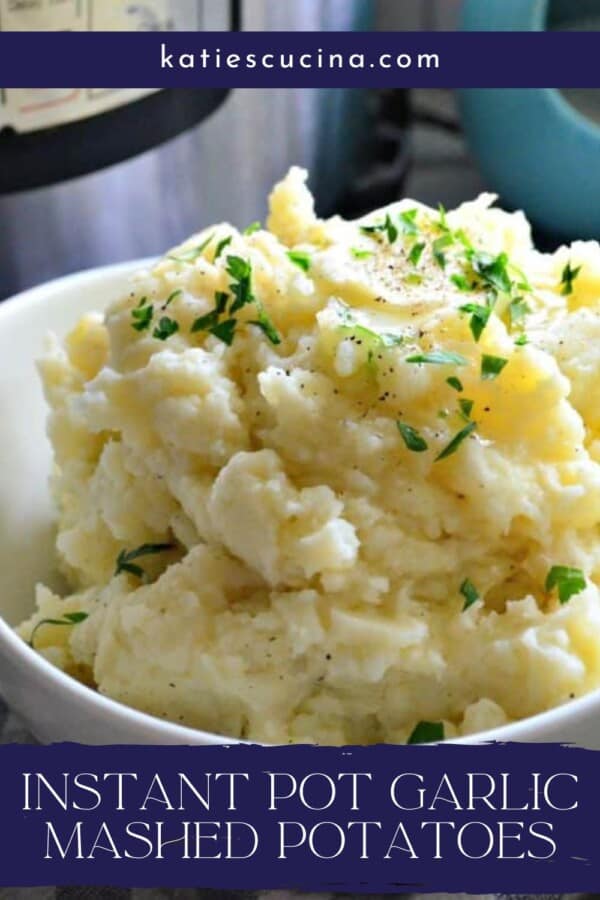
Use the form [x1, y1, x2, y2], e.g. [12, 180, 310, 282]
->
[18, 168, 600, 744]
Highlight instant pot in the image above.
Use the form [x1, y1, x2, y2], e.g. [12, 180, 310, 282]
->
[460, 0, 600, 240]
[0, 0, 390, 299]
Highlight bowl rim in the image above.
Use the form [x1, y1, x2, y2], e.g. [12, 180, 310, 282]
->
[2, 260, 600, 747]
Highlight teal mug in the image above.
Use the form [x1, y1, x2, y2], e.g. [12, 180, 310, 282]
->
[459, 0, 600, 239]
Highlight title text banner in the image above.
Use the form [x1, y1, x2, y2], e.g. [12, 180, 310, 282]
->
[0, 31, 598, 88]
[0, 742, 596, 891]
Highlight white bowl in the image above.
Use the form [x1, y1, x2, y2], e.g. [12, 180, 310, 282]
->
[2, 262, 600, 746]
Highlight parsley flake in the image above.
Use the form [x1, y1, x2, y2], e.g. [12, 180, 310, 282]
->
[191, 291, 229, 333]
[380, 333, 404, 347]
[560, 262, 582, 296]
[455, 228, 474, 252]
[361, 213, 398, 244]
[408, 242, 426, 266]
[450, 273, 474, 292]
[459, 300, 494, 343]
[115, 543, 174, 579]
[459, 397, 474, 420]
[397, 422, 428, 453]
[243, 221, 262, 235]
[214, 290, 229, 314]
[29, 611, 89, 649]
[163, 290, 182, 309]
[168, 233, 214, 263]
[214, 235, 233, 261]
[515, 334, 529, 346]
[131, 302, 153, 332]
[509, 262, 532, 293]
[153, 316, 179, 341]
[408, 721, 445, 744]
[433, 233, 453, 269]
[287, 250, 312, 272]
[469, 251, 512, 294]
[226, 255, 255, 312]
[209, 318, 237, 346]
[399, 208, 419, 236]
[508, 297, 530, 327]
[250, 308, 281, 345]
[337, 305, 403, 353]
[460, 578, 480, 611]
[446, 376, 463, 392]
[481, 354, 508, 380]
[343, 325, 403, 352]
[435, 420, 477, 462]
[406, 349, 468, 367]
[351, 248, 373, 260]
[437, 203, 450, 232]
[545, 566, 586, 604]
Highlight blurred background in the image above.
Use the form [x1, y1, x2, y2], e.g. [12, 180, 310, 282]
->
[0, 0, 599, 299]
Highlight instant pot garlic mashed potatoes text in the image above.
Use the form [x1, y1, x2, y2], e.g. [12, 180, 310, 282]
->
[18, 168, 600, 743]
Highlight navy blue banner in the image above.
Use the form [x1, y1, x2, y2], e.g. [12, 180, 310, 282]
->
[0, 31, 599, 88]
[0, 741, 596, 891]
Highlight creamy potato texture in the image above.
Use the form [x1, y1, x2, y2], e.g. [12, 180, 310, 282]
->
[19, 168, 600, 743]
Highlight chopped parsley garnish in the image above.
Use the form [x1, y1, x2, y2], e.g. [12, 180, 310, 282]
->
[515, 334, 529, 346]
[361, 213, 398, 244]
[460, 578, 480, 611]
[399, 208, 419, 236]
[509, 262, 532, 293]
[214, 290, 230, 314]
[227, 255, 255, 312]
[455, 228, 474, 252]
[459, 397, 474, 419]
[469, 251, 512, 294]
[191, 310, 218, 332]
[397, 421, 428, 453]
[191, 291, 229, 333]
[545, 566, 586, 604]
[168, 233, 214, 263]
[115, 543, 174, 579]
[446, 376, 463, 392]
[432, 233, 453, 269]
[337, 305, 403, 353]
[250, 308, 281, 345]
[405, 273, 423, 286]
[408, 242, 426, 266]
[243, 221, 261, 235]
[508, 297, 530, 327]
[192, 266, 277, 347]
[153, 316, 179, 341]
[351, 248, 373, 260]
[435, 420, 477, 462]
[406, 349, 468, 367]
[560, 261, 582, 296]
[131, 301, 153, 332]
[345, 324, 403, 351]
[164, 289, 182, 307]
[437, 203, 450, 232]
[481, 354, 508, 380]
[380, 333, 404, 347]
[209, 318, 238, 346]
[29, 611, 89, 649]
[287, 250, 312, 272]
[214, 235, 233, 261]
[450, 273, 473, 292]
[408, 721, 445, 744]
[459, 300, 494, 343]
[381, 214, 399, 244]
